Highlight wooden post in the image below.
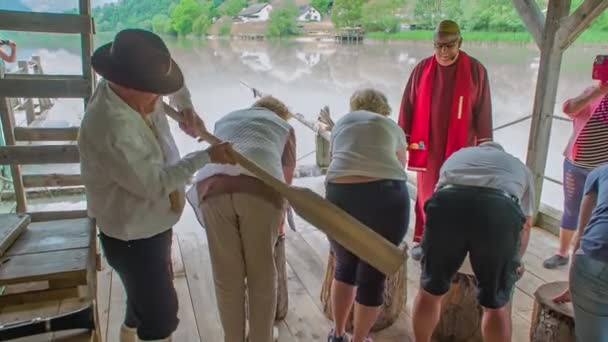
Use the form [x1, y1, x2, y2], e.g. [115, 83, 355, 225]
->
[524, 0, 571, 217]
[315, 133, 330, 169]
[79, 0, 95, 108]
[0, 97, 27, 212]
[18, 61, 35, 125]
[31, 56, 53, 111]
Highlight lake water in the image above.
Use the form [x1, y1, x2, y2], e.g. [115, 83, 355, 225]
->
[6, 34, 605, 209]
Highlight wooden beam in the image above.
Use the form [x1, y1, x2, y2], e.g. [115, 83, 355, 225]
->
[0, 10, 93, 34]
[525, 0, 571, 218]
[28, 210, 88, 222]
[0, 145, 80, 165]
[511, 0, 546, 48]
[0, 287, 80, 306]
[22, 173, 82, 188]
[557, 0, 608, 50]
[0, 98, 27, 212]
[0, 75, 90, 98]
[80, 0, 96, 108]
[14, 127, 79, 141]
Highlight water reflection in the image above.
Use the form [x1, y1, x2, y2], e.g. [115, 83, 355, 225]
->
[11, 36, 603, 208]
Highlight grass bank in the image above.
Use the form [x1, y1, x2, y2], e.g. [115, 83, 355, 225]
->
[367, 29, 608, 44]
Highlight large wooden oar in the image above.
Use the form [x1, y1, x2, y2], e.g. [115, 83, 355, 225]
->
[163, 103, 404, 275]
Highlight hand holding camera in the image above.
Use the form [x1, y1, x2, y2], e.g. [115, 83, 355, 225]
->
[0, 39, 15, 47]
[592, 55, 608, 95]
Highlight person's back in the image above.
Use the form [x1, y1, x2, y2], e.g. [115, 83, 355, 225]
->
[580, 164, 608, 262]
[414, 141, 532, 342]
[214, 107, 291, 181]
[327, 110, 407, 182]
[437, 141, 533, 215]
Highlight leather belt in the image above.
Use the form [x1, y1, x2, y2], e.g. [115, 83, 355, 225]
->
[439, 184, 519, 204]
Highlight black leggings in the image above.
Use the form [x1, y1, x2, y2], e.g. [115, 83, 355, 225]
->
[326, 180, 409, 306]
[99, 229, 179, 340]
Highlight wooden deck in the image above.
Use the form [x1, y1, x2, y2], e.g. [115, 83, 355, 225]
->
[0, 177, 569, 341]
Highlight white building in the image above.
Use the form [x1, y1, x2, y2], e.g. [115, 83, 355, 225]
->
[235, 3, 273, 23]
[297, 5, 321, 22]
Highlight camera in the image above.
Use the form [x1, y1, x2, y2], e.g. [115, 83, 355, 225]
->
[0, 40, 9, 46]
[593, 55, 608, 83]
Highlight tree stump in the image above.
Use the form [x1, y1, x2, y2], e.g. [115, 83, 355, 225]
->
[319, 244, 408, 332]
[432, 255, 483, 342]
[530, 281, 575, 342]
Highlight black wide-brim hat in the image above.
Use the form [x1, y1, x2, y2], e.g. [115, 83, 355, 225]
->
[92, 29, 184, 95]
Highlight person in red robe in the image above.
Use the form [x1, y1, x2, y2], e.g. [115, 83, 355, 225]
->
[398, 20, 493, 260]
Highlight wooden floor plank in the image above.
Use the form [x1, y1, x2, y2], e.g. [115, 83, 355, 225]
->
[105, 270, 126, 342]
[177, 231, 224, 342]
[172, 236, 201, 342]
[284, 232, 327, 311]
[96, 256, 112, 342]
[282, 263, 330, 342]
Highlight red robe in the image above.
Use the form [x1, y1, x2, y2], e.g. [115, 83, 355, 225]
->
[398, 53, 493, 243]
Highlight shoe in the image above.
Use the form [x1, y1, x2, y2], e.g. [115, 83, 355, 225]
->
[410, 244, 423, 261]
[363, 337, 373, 342]
[328, 329, 350, 342]
[119, 324, 137, 342]
[543, 254, 569, 269]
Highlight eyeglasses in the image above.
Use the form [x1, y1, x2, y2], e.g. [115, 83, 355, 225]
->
[434, 41, 458, 49]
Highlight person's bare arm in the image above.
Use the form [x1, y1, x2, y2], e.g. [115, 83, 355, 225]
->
[564, 84, 608, 115]
[396, 148, 407, 168]
[0, 40, 16, 63]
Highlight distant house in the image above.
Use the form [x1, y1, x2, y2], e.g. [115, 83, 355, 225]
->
[235, 3, 273, 23]
[298, 5, 321, 22]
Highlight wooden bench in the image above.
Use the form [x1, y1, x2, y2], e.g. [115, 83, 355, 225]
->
[0, 214, 100, 341]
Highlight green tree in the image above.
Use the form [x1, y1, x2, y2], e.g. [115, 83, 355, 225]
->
[171, 0, 204, 35]
[192, 2, 215, 36]
[311, 0, 331, 14]
[267, 1, 299, 37]
[219, 0, 247, 16]
[414, 0, 463, 30]
[152, 14, 174, 34]
[361, 0, 407, 33]
[331, 0, 364, 28]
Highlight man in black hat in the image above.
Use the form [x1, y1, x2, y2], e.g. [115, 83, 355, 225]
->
[78, 29, 235, 342]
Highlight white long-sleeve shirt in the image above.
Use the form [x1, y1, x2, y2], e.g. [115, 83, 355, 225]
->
[78, 80, 210, 241]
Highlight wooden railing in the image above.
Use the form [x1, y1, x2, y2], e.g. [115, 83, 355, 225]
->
[6, 56, 55, 125]
[0, 3, 95, 216]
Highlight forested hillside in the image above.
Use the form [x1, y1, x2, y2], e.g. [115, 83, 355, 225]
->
[89, 0, 608, 36]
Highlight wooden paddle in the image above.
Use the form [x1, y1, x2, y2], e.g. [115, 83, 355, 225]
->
[163, 103, 404, 275]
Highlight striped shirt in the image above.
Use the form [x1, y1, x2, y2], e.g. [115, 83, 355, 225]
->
[572, 96, 608, 169]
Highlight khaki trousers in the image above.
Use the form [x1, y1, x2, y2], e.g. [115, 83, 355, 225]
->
[201, 193, 281, 342]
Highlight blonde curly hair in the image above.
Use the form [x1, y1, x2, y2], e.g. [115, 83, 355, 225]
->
[253, 96, 291, 120]
[349, 89, 391, 116]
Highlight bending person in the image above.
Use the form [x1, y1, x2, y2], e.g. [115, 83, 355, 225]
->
[412, 142, 532, 342]
[326, 89, 409, 342]
[187, 96, 296, 342]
